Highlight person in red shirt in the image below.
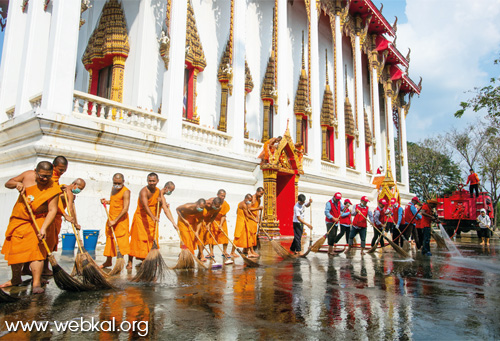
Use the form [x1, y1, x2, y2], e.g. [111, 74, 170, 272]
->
[420, 199, 440, 256]
[466, 169, 480, 198]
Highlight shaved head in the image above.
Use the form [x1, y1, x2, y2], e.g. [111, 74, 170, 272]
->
[53, 156, 68, 167]
[113, 173, 124, 181]
[217, 189, 226, 196]
[196, 198, 206, 205]
[213, 197, 222, 207]
[72, 178, 86, 189]
[36, 161, 53, 172]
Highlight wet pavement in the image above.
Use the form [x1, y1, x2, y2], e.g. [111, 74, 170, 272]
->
[1, 235, 500, 340]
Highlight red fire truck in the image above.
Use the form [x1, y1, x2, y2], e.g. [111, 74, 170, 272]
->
[437, 184, 495, 236]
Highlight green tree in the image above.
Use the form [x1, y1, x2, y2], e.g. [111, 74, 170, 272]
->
[478, 135, 500, 227]
[407, 138, 461, 201]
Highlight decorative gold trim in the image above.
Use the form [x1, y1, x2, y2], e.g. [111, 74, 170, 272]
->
[244, 60, 254, 139]
[159, 0, 172, 70]
[185, 0, 207, 71]
[294, 31, 310, 144]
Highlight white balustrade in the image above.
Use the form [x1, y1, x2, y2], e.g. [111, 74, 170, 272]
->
[72, 90, 166, 131]
[244, 139, 263, 158]
[302, 156, 313, 170]
[182, 121, 231, 148]
[321, 160, 339, 175]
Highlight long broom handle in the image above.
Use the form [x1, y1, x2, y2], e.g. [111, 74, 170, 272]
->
[357, 210, 385, 237]
[387, 214, 408, 242]
[324, 206, 349, 238]
[63, 191, 85, 254]
[185, 218, 212, 256]
[102, 203, 121, 254]
[21, 193, 52, 255]
[154, 201, 160, 244]
[214, 221, 245, 255]
[203, 221, 226, 256]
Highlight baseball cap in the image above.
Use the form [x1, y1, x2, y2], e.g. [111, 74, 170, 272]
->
[379, 199, 388, 205]
[361, 196, 369, 202]
[344, 199, 352, 205]
[334, 192, 342, 200]
[390, 198, 397, 205]
[412, 196, 420, 203]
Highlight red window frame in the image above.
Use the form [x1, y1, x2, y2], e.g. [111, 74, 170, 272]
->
[365, 143, 371, 173]
[346, 135, 355, 168]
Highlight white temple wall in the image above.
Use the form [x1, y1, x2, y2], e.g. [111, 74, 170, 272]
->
[342, 35, 354, 106]
[362, 53, 374, 171]
[317, 13, 333, 107]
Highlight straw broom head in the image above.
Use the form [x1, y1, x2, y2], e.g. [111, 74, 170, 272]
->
[310, 235, 326, 253]
[80, 254, 116, 289]
[48, 255, 95, 292]
[108, 251, 125, 276]
[132, 241, 169, 282]
[172, 248, 195, 270]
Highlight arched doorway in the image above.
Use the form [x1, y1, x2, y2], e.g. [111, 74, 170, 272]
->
[260, 127, 304, 237]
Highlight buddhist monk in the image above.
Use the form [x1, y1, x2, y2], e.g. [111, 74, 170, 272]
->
[128, 173, 175, 269]
[158, 181, 178, 230]
[231, 194, 259, 258]
[176, 199, 207, 261]
[201, 197, 222, 259]
[51, 156, 68, 184]
[100, 173, 131, 269]
[247, 187, 264, 255]
[212, 189, 231, 258]
[257, 136, 282, 164]
[43, 178, 85, 275]
[1, 161, 62, 294]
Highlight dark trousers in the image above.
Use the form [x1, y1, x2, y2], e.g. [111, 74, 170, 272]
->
[290, 222, 304, 252]
[422, 226, 431, 254]
[371, 225, 385, 247]
[470, 184, 479, 197]
[335, 224, 351, 244]
[415, 228, 424, 249]
[326, 222, 338, 246]
[349, 227, 367, 248]
[392, 223, 405, 247]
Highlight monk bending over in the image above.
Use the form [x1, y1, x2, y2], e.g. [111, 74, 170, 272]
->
[201, 197, 222, 259]
[1, 161, 62, 294]
[176, 199, 207, 261]
[212, 189, 231, 258]
[231, 194, 260, 258]
[247, 187, 264, 255]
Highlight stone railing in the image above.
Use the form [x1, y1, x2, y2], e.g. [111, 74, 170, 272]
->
[72, 90, 166, 131]
[321, 160, 339, 175]
[244, 138, 263, 158]
[182, 121, 231, 147]
[303, 156, 313, 170]
[29, 93, 42, 110]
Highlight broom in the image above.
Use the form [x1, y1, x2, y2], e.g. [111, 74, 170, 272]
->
[217, 223, 260, 267]
[260, 226, 294, 260]
[431, 227, 448, 249]
[208, 221, 233, 265]
[102, 203, 125, 276]
[302, 206, 348, 257]
[171, 224, 200, 270]
[133, 202, 168, 282]
[0, 288, 19, 303]
[21, 193, 93, 292]
[388, 215, 411, 252]
[391, 206, 423, 250]
[357, 210, 411, 259]
[366, 233, 383, 254]
[186, 222, 222, 269]
[62, 192, 115, 290]
[255, 210, 262, 250]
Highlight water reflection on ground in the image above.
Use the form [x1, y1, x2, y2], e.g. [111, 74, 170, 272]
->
[1, 236, 500, 340]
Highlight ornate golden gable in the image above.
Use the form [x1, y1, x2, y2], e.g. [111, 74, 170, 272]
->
[320, 50, 334, 128]
[82, 0, 129, 67]
[364, 109, 372, 145]
[185, 0, 206, 71]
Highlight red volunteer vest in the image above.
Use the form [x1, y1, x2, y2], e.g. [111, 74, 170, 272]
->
[325, 199, 342, 223]
[404, 203, 417, 224]
[340, 209, 351, 225]
[391, 205, 402, 224]
[352, 204, 369, 228]
[420, 204, 433, 228]
[375, 206, 386, 227]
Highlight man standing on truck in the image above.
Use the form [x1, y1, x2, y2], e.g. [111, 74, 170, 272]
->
[466, 169, 480, 198]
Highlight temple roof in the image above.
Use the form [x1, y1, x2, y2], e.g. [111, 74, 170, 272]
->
[349, 0, 395, 37]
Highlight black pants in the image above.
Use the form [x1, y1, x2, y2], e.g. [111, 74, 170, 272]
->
[470, 184, 479, 197]
[335, 224, 350, 244]
[392, 222, 405, 247]
[290, 222, 304, 252]
[326, 222, 338, 246]
[415, 228, 423, 249]
[371, 225, 385, 247]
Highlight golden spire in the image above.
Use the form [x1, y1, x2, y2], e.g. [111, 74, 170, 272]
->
[301, 31, 305, 70]
[325, 49, 329, 86]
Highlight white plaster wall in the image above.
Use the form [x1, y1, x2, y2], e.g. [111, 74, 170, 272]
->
[362, 53, 374, 170]
[342, 34, 354, 106]
[318, 13, 333, 109]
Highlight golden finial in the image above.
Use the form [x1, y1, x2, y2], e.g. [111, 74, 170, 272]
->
[301, 31, 305, 70]
[325, 49, 329, 85]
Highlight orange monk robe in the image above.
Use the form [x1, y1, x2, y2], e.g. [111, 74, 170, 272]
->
[177, 212, 203, 254]
[129, 188, 159, 259]
[247, 200, 259, 247]
[46, 169, 65, 251]
[213, 201, 230, 244]
[104, 186, 131, 257]
[1, 182, 62, 265]
[200, 208, 218, 245]
[233, 207, 255, 248]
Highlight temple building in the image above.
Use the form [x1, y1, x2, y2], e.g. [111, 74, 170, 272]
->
[0, 0, 420, 240]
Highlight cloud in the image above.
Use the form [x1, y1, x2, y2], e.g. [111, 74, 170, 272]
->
[394, 0, 500, 141]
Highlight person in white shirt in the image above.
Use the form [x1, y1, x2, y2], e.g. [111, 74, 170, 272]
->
[291, 194, 313, 255]
[477, 208, 491, 246]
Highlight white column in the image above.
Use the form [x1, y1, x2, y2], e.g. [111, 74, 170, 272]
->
[15, 0, 51, 116]
[0, 0, 27, 122]
[163, 0, 188, 140]
[274, 0, 288, 137]
[309, 0, 321, 171]
[129, 0, 153, 107]
[227, 0, 246, 153]
[41, 0, 81, 115]
[400, 106, 409, 188]
[385, 94, 396, 175]
[371, 66, 383, 169]
[354, 34, 366, 176]
[334, 15, 346, 176]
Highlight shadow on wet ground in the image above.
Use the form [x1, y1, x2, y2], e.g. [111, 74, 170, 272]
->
[1, 236, 500, 340]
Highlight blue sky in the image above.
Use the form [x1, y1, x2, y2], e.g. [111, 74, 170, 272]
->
[374, 0, 500, 142]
